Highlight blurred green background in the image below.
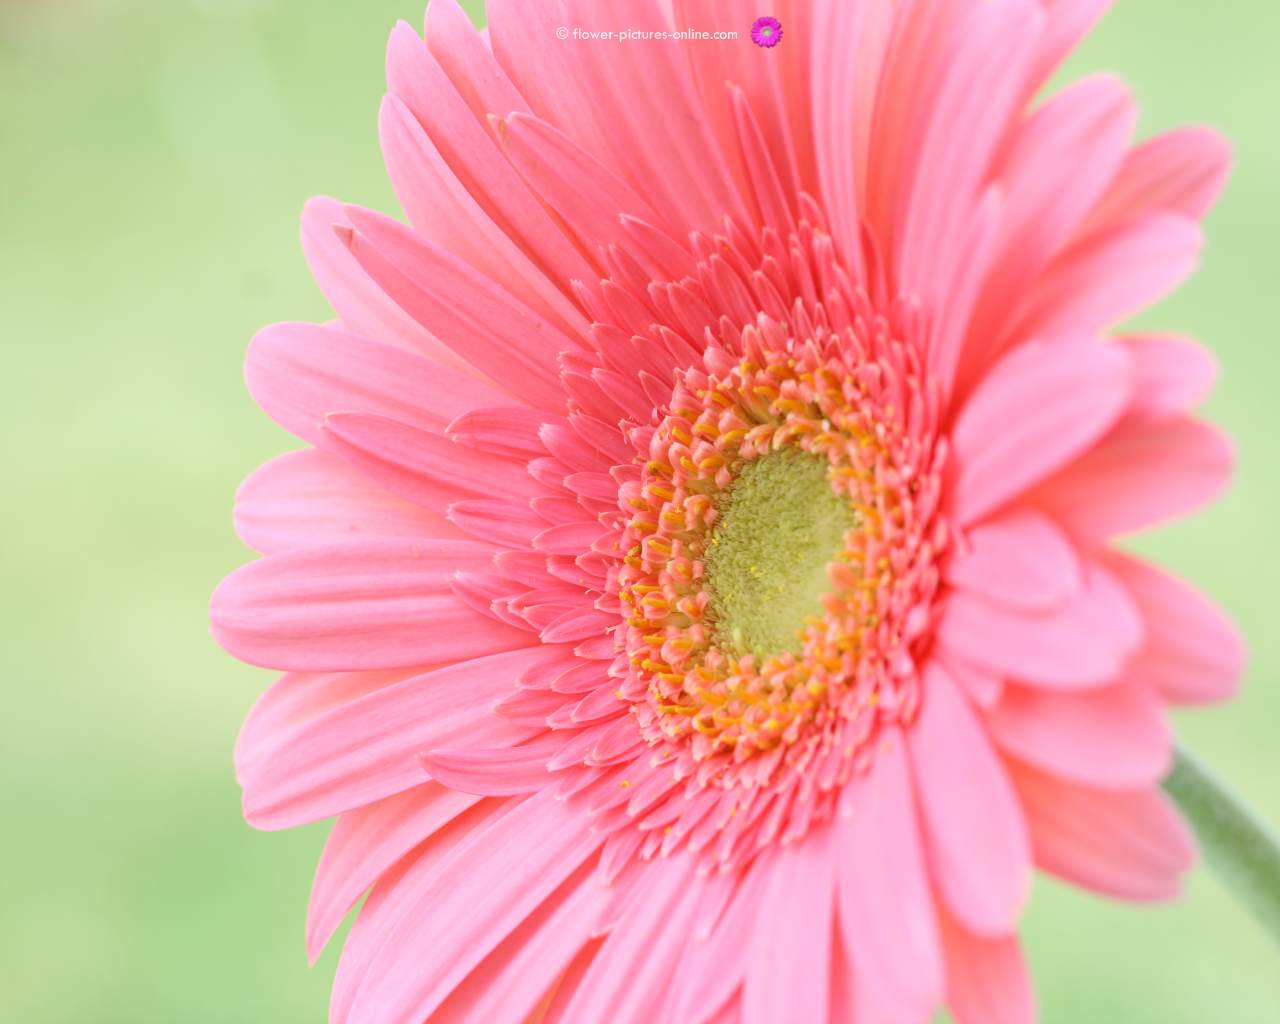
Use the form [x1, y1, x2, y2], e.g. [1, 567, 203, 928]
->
[2, 0, 1277, 1020]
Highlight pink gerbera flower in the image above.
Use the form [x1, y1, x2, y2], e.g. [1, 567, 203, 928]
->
[211, 1, 1246, 1020]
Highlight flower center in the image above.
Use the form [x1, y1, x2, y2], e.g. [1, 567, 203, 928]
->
[705, 449, 858, 658]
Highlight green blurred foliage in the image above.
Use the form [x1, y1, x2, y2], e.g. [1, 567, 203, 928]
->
[0, 0, 1276, 1020]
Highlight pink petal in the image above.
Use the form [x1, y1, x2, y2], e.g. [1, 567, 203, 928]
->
[937, 560, 1144, 690]
[560, 853, 710, 1023]
[939, 909, 1036, 1024]
[423, 0, 530, 123]
[236, 648, 550, 828]
[1084, 125, 1232, 231]
[447, 405, 559, 459]
[346, 791, 603, 1023]
[1105, 552, 1245, 705]
[209, 540, 530, 672]
[1117, 333, 1218, 423]
[381, 23, 593, 330]
[809, 0, 892, 269]
[320, 412, 540, 514]
[1007, 758, 1195, 901]
[1026, 0, 1112, 91]
[986, 679, 1172, 789]
[836, 730, 943, 1020]
[306, 784, 481, 962]
[234, 448, 458, 554]
[908, 664, 1030, 936]
[419, 734, 565, 796]
[234, 667, 419, 786]
[950, 336, 1132, 525]
[1004, 211, 1201, 346]
[945, 506, 1080, 612]
[960, 73, 1135, 386]
[487, 0, 748, 236]
[1030, 415, 1234, 539]
[427, 859, 608, 1024]
[664, 858, 769, 1022]
[244, 320, 503, 447]
[330, 799, 511, 1022]
[340, 204, 576, 410]
[495, 112, 664, 256]
[743, 829, 835, 1024]
[299, 196, 468, 369]
[896, 0, 1043, 315]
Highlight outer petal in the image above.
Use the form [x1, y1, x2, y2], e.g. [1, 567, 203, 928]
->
[939, 909, 1036, 1024]
[209, 540, 531, 671]
[320, 412, 541, 514]
[1002, 211, 1202, 348]
[236, 649, 552, 827]
[1083, 125, 1232, 231]
[986, 679, 1172, 789]
[1007, 758, 1195, 901]
[937, 560, 1144, 690]
[945, 506, 1080, 612]
[909, 664, 1030, 936]
[959, 73, 1135, 384]
[244, 320, 503, 447]
[340, 205, 576, 411]
[949, 336, 1132, 525]
[428, 860, 609, 1024]
[557, 854, 713, 1023]
[234, 667, 419, 785]
[1117, 334, 1217, 423]
[234, 448, 459, 554]
[345, 790, 604, 1023]
[1105, 552, 1245, 705]
[299, 196, 468, 369]
[836, 730, 943, 1021]
[1030, 415, 1234, 539]
[306, 784, 482, 961]
[743, 829, 835, 1024]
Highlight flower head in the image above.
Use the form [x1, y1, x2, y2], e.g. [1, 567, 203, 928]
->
[212, 1, 1244, 1021]
[751, 16, 783, 48]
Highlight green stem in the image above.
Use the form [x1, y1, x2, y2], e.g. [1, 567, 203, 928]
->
[1164, 742, 1280, 946]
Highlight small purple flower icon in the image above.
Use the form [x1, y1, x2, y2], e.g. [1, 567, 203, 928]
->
[751, 16, 783, 48]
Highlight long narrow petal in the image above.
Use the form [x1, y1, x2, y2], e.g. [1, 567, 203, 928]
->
[836, 730, 943, 1020]
[306, 785, 482, 961]
[210, 540, 530, 672]
[939, 909, 1036, 1024]
[908, 664, 1030, 936]
[945, 506, 1080, 612]
[340, 205, 576, 410]
[320, 412, 540, 513]
[1030, 415, 1234, 539]
[949, 336, 1132, 525]
[1008, 758, 1195, 901]
[237, 649, 552, 827]
[1083, 125, 1232, 231]
[743, 830, 835, 1024]
[937, 560, 1143, 690]
[299, 196, 467, 369]
[1105, 552, 1245, 705]
[1003, 211, 1201, 346]
[986, 679, 1172, 789]
[427, 859, 608, 1023]
[560, 853, 711, 1023]
[245, 320, 503, 447]
[346, 791, 604, 1023]
[234, 448, 458, 554]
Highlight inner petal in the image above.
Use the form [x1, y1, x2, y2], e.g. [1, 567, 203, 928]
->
[706, 449, 858, 657]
